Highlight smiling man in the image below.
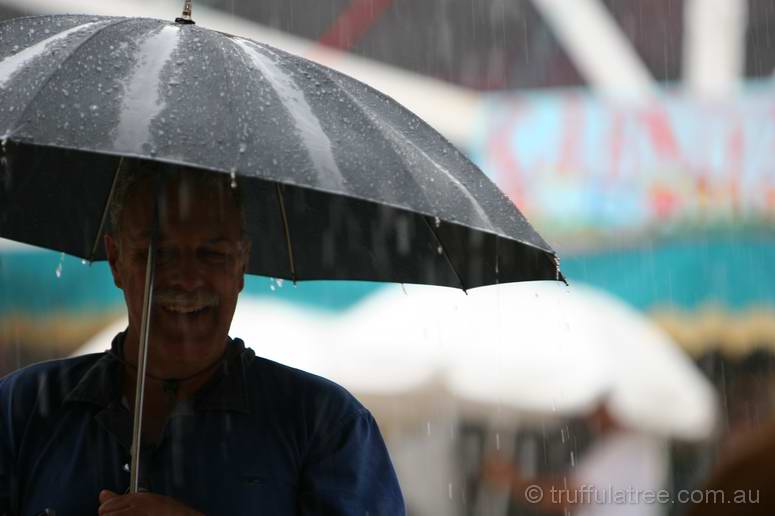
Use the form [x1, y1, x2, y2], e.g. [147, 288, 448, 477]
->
[0, 162, 405, 516]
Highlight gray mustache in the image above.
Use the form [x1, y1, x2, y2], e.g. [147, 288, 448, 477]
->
[154, 289, 219, 307]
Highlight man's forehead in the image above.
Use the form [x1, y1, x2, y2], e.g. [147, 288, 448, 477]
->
[124, 226, 243, 247]
[126, 175, 239, 216]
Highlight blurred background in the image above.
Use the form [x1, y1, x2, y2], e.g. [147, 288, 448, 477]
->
[2, 0, 775, 514]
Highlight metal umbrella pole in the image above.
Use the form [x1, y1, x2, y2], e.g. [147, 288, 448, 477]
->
[128, 193, 160, 493]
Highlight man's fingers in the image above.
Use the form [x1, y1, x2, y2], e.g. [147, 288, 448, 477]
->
[99, 489, 119, 503]
[98, 492, 132, 515]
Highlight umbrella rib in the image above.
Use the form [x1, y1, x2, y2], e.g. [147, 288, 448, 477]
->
[275, 184, 297, 283]
[423, 217, 467, 293]
[88, 157, 124, 261]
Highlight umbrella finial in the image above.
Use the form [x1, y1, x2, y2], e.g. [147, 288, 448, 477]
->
[175, 0, 196, 25]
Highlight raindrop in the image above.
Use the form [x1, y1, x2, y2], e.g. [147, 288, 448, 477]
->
[89, 104, 98, 111]
[229, 168, 237, 188]
[437, 245, 443, 255]
[434, 216, 441, 228]
[400, 284, 407, 295]
[275, 278, 284, 289]
[448, 483, 453, 500]
[426, 421, 432, 435]
[495, 432, 501, 450]
[55, 253, 64, 278]
[570, 450, 576, 468]
[239, 142, 247, 154]
[80, 259, 88, 265]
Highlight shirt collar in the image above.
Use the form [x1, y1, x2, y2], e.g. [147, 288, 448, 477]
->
[64, 332, 253, 414]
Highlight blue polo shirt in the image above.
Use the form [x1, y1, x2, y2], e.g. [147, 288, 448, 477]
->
[0, 335, 405, 515]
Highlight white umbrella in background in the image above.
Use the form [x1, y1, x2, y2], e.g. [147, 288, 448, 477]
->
[321, 284, 465, 394]
[446, 281, 718, 441]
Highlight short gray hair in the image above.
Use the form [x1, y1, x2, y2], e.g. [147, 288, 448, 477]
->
[107, 159, 246, 237]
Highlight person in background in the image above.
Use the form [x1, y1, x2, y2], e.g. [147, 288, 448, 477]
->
[483, 402, 668, 516]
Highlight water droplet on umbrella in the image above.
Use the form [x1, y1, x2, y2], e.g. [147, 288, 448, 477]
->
[55, 253, 64, 278]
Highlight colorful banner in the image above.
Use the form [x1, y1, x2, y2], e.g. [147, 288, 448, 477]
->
[470, 84, 775, 242]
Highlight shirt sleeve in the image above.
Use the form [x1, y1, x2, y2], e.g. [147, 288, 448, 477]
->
[298, 409, 406, 516]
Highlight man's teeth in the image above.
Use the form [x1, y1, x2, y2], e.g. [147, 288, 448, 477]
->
[161, 304, 210, 314]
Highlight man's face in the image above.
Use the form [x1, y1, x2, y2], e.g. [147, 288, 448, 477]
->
[105, 175, 249, 370]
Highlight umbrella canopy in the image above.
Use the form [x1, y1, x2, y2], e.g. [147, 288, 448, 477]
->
[0, 14, 560, 289]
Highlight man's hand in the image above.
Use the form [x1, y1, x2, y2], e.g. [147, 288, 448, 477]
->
[98, 490, 204, 516]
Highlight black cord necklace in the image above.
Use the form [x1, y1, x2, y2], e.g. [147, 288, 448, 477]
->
[113, 346, 228, 401]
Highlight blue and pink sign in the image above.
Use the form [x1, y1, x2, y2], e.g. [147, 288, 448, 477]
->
[470, 84, 775, 241]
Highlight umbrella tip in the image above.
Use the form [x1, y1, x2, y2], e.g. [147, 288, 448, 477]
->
[175, 0, 196, 25]
[553, 254, 568, 285]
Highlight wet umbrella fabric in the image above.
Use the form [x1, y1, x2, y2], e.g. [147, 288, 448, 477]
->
[0, 14, 561, 289]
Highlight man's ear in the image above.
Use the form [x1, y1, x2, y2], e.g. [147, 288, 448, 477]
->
[104, 233, 123, 289]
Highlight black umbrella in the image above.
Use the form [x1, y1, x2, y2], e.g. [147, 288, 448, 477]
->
[0, 12, 561, 287]
[0, 8, 563, 492]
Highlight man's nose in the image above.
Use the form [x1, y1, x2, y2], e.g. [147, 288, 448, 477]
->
[164, 252, 205, 290]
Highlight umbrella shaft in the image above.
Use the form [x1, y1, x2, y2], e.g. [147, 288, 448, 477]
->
[129, 239, 156, 492]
